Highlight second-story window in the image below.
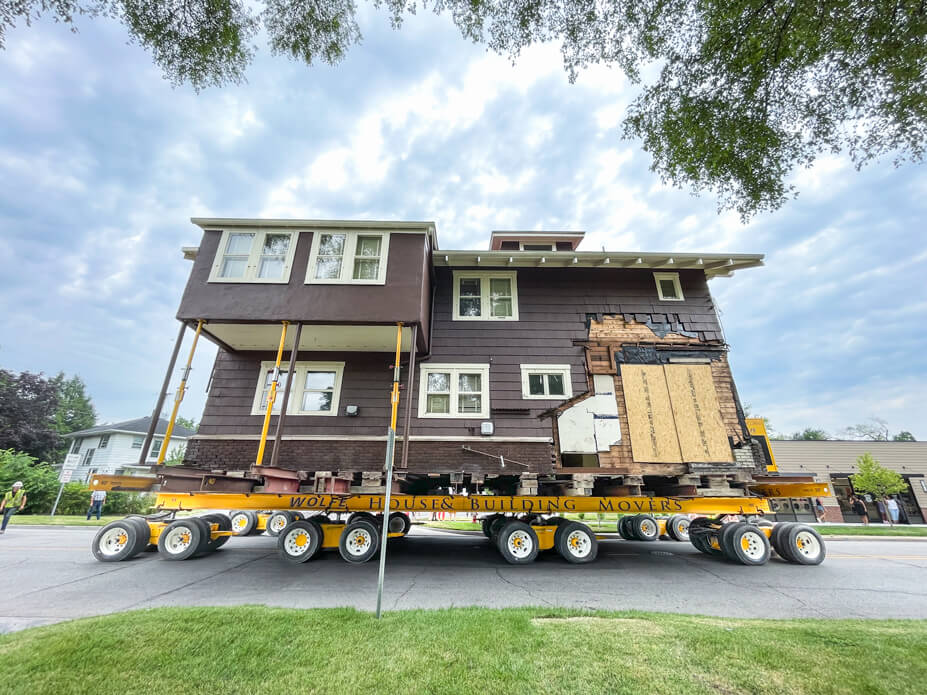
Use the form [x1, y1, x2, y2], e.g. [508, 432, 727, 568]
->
[209, 230, 297, 283]
[98, 434, 109, 449]
[452, 271, 519, 320]
[307, 231, 390, 284]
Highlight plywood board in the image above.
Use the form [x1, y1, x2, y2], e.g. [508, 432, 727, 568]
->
[620, 365, 682, 463]
[664, 364, 733, 463]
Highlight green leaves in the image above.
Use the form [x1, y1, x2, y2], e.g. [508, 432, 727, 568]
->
[850, 452, 908, 500]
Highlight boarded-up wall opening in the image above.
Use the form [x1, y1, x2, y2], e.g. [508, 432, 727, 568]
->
[561, 453, 599, 468]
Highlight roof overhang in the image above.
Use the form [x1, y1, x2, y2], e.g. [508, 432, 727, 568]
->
[433, 251, 764, 278]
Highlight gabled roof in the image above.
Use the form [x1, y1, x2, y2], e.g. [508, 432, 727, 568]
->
[63, 417, 195, 439]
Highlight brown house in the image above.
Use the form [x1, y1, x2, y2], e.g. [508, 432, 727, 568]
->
[174, 219, 765, 497]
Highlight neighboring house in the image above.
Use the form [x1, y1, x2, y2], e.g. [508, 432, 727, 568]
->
[62, 417, 196, 482]
[173, 218, 765, 496]
[769, 440, 927, 524]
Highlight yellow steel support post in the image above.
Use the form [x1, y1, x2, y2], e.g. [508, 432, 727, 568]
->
[255, 321, 289, 466]
[376, 322, 404, 619]
[157, 319, 203, 465]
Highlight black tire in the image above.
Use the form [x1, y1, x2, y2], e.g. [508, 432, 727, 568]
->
[631, 514, 659, 542]
[125, 517, 153, 558]
[266, 511, 296, 537]
[339, 520, 380, 563]
[489, 515, 510, 541]
[547, 517, 567, 527]
[92, 520, 142, 562]
[617, 516, 636, 540]
[770, 522, 794, 560]
[278, 519, 323, 564]
[229, 511, 257, 536]
[158, 518, 209, 560]
[688, 518, 723, 556]
[496, 520, 540, 564]
[519, 514, 541, 525]
[719, 522, 747, 561]
[555, 521, 598, 564]
[783, 524, 826, 565]
[313, 514, 332, 525]
[667, 515, 691, 542]
[481, 514, 503, 538]
[388, 512, 411, 535]
[726, 524, 771, 566]
[347, 511, 378, 527]
[200, 513, 232, 552]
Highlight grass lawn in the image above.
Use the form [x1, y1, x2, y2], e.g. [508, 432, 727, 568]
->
[0, 607, 924, 695]
[816, 525, 927, 537]
[6, 515, 128, 527]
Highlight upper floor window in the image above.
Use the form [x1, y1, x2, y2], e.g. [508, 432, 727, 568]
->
[208, 230, 297, 283]
[418, 364, 490, 418]
[131, 436, 143, 449]
[150, 439, 163, 458]
[520, 365, 573, 399]
[251, 361, 345, 416]
[654, 272, 684, 301]
[306, 231, 390, 284]
[71, 438, 82, 453]
[98, 434, 109, 449]
[452, 271, 519, 320]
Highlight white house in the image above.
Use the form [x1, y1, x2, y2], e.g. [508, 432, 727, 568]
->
[61, 417, 196, 482]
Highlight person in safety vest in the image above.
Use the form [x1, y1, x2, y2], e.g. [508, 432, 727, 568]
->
[1, 481, 27, 534]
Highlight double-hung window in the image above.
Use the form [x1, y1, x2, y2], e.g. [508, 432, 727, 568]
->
[209, 230, 297, 283]
[520, 365, 573, 399]
[306, 231, 390, 284]
[251, 361, 345, 416]
[98, 434, 109, 449]
[418, 364, 490, 418]
[150, 439, 163, 458]
[452, 271, 518, 320]
[131, 436, 143, 449]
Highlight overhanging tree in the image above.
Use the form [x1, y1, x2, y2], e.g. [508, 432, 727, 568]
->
[850, 452, 907, 525]
[2, 1, 924, 218]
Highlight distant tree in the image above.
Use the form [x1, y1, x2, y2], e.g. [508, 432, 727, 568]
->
[163, 444, 187, 466]
[0, 449, 60, 514]
[892, 431, 916, 441]
[0, 369, 60, 462]
[850, 453, 908, 526]
[50, 373, 96, 460]
[173, 417, 198, 432]
[843, 418, 890, 441]
[788, 428, 830, 441]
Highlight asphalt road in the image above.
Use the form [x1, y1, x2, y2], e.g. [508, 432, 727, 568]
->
[1, 525, 925, 633]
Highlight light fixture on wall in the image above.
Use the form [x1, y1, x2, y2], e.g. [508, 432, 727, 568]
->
[345, 405, 359, 417]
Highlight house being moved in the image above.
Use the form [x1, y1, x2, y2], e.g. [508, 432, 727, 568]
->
[168, 219, 765, 497]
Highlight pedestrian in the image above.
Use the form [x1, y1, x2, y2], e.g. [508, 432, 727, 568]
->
[86, 488, 107, 520]
[850, 495, 869, 526]
[886, 496, 901, 524]
[1, 481, 27, 534]
[813, 497, 826, 524]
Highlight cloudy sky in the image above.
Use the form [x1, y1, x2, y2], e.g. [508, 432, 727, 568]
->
[1, 6, 925, 440]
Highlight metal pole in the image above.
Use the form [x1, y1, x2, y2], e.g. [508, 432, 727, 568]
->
[140, 322, 187, 465]
[50, 483, 65, 517]
[399, 324, 418, 469]
[270, 322, 302, 469]
[376, 322, 404, 619]
[255, 321, 289, 466]
[157, 319, 204, 465]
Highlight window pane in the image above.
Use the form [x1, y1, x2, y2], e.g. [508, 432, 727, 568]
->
[426, 394, 450, 414]
[522, 244, 552, 251]
[458, 373, 481, 393]
[459, 278, 480, 296]
[305, 371, 335, 390]
[659, 279, 678, 298]
[458, 394, 482, 413]
[262, 233, 290, 255]
[427, 372, 450, 393]
[355, 236, 381, 257]
[258, 257, 284, 278]
[490, 278, 511, 297]
[353, 258, 380, 280]
[459, 297, 481, 317]
[302, 391, 333, 412]
[220, 257, 247, 278]
[528, 374, 545, 395]
[490, 297, 512, 317]
[547, 373, 565, 396]
[315, 257, 342, 279]
[226, 232, 254, 254]
[319, 234, 345, 256]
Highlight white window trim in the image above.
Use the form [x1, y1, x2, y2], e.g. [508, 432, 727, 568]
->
[305, 230, 391, 285]
[130, 436, 143, 449]
[418, 363, 491, 419]
[452, 270, 519, 321]
[208, 229, 298, 284]
[149, 438, 163, 458]
[520, 364, 573, 400]
[251, 361, 345, 417]
[654, 272, 684, 301]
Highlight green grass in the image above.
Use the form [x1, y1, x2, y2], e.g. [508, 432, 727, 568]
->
[816, 525, 927, 537]
[0, 607, 924, 695]
[5, 515, 129, 527]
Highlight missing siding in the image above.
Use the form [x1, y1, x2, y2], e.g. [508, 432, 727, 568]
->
[615, 347, 724, 366]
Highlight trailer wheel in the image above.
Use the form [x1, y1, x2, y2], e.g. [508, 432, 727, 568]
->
[200, 513, 232, 552]
[617, 516, 636, 540]
[783, 524, 826, 565]
[266, 511, 296, 537]
[770, 522, 794, 560]
[158, 518, 209, 560]
[489, 515, 510, 541]
[388, 512, 411, 535]
[124, 517, 154, 558]
[688, 518, 723, 556]
[631, 515, 659, 542]
[719, 522, 747, 561]
[726, 524, 771, 566]
[481, 514, 503, 538]
[556, 521, 598, 564]
[496, 520, 539, 564]
[230, 511, 257, 536]
[547, 517, 566, 527]
[339, 520, 380, 564]
[667, 516, 691, 542]
[278, 520, 323, 564]
[347, 511, 377, 527]
[92, 520, 142, 562]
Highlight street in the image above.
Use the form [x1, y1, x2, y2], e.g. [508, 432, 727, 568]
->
[1, 525, 925, 633]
